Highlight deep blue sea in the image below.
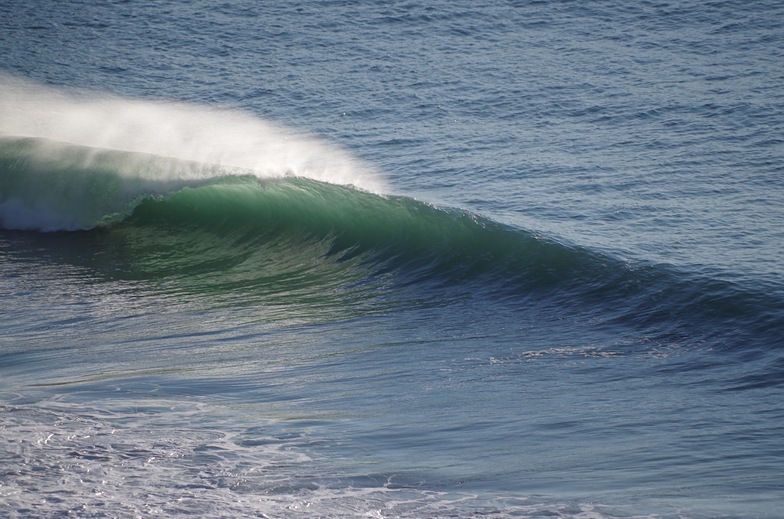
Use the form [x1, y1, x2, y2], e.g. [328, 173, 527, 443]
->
[2, 1, 784, 517]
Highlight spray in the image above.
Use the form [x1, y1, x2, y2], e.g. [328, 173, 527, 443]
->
[0, 73, 384, 191]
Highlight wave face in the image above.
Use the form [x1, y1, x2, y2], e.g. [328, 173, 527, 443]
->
[2, 136, 781, 354]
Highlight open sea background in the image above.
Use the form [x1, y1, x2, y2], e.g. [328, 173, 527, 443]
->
[1, 1, 783, 517]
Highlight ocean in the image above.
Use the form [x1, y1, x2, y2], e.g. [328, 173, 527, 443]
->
[1, 1, 783, 517]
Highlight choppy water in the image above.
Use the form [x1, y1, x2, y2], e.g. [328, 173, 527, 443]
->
[2, 1, 784, 517]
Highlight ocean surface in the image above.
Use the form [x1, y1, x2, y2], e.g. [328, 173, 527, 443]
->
[1, 1, 783, 517]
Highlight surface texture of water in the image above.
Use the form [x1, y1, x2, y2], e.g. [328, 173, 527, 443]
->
[2, 1, 784, 517]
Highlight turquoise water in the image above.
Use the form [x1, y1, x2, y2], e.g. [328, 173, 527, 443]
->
[1, 1, 784, 517]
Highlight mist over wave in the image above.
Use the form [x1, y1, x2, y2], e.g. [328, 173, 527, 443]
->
[0, 73, 385, 193]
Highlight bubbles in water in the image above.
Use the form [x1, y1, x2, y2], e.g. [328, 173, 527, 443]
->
[0, 395, 635, 518]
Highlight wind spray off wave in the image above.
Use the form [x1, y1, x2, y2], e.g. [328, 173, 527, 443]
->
[0, 74, 384, 231]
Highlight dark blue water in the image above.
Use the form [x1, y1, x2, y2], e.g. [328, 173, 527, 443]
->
[2, 1, 784, 517]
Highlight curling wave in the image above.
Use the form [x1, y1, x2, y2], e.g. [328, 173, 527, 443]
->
[2, 136, 782, 353]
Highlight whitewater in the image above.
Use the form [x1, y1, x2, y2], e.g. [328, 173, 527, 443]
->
[2, 1, 784, 518]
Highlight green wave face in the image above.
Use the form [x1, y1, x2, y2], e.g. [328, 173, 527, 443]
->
[115, 173, 605, 300]
[106, 176, 539, 297]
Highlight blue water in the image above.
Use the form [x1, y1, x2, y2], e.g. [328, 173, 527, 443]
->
[2, 1, 784, 517]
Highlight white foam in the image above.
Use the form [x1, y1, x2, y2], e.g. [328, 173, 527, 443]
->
[0, 396, 636, 519]
[0, 73, 385, 193]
